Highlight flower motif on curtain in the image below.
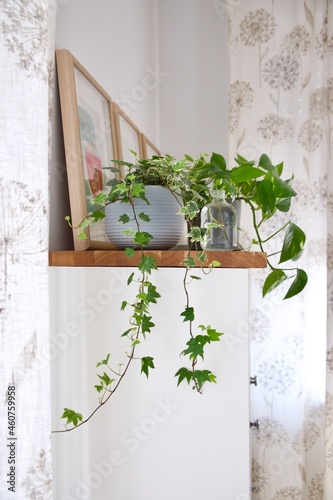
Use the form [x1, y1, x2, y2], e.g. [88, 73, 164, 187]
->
[229, 80, 254, 133]
[21, 449, 52, 499]
[1, 0, 49, 82]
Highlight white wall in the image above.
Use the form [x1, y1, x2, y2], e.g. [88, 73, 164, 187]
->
[50, 0, 160, 250]
[158, 0, 229, 157]
[49, 0, 229, 250]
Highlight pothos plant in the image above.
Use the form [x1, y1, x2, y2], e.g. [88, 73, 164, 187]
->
[58, 152, 307, 432]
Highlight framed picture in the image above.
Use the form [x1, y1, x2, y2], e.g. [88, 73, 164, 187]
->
[56, 49, 119, 250]
[113, 103, 143, 176]
[140, 133, 161, 158]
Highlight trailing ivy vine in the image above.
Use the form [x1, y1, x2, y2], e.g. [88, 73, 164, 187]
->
[56, 152, 307, 432]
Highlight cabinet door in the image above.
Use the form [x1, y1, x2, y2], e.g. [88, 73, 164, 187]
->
[50, 267, 250, 500]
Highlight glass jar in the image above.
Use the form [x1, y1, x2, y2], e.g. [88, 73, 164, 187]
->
[200, 190, 237, 251]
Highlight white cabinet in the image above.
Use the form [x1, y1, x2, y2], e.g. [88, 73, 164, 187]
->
[50, 267, 250, 500]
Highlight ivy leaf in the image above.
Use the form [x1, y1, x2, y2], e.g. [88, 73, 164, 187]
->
[95, 385, 104, 393]
[146, 283, 161, 303]
[197, 252, 208, 263]
[175, 367, 193, 386]
[126, 270, 135, 283]
[96, 353, 111, 367]
[141, 356, 155, 378]
[138, 212, 151, 223]
[283, 269, 308, 300]
[121, 300, 127, 310]
[279, 223, 306, 263]
[125, 248, 135, 260]
[180, 306, 195, 322]
[61, 408, 83, 427]
[190, 275, 202, 280]
[141, 315, 155, 333]
[118, 213, 131, 224]
[98, 372, 113, 387]
[193, 370, 217, 389]
[135, 231, 153, 246]
[207, 327, 224, 341]
[138, 255, 158, 274]
[132, 182, 146, 198]
[182, 336, 209, 360]
[181, 257, 196, 268]
[262, 269, 287, 297]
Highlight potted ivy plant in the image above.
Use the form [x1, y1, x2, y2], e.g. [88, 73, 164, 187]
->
[59, 151, 307, 431]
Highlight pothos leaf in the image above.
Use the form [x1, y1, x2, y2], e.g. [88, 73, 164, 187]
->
[279, 223, 306, 263]
[262, 269, 287, 297]
[283, 269, 308, 300]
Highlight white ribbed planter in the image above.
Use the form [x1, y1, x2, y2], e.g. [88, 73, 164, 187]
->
[104, 185, 184, 249]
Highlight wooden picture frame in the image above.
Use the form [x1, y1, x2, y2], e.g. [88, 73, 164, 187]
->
[140, 133, 161, 158]
[56, 49, 118, 250]
[112, 103, 143, 176]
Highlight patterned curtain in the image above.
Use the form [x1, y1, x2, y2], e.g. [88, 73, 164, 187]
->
[0, 1, 55, 497]
[228, 0, 333, 498]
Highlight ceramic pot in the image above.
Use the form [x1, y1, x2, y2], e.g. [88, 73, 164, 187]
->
[104, 185, 184, 249]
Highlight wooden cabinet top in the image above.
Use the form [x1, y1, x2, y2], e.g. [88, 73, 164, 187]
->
[49, 249, 267, 269]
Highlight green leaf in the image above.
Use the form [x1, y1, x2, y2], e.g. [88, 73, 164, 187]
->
[135, 231, 153, 246]
[96, 353, 111, 367]
[118, 213, 131, 224]
[190, 275, 202, 280]
[271, 175, 297, 198]
[132, 182, 146, 198]
[182, 335, 210, 360]
[95, 385, 104, 393]
[197, 252, 208, 263]
[121, 300, 127, 310]
[78, 218, 92, 230]
[125, 248, 135, 258]
[257, 179, 276, 215]
[283, 269, 308, 300]
[61, 408, 83, 427]
[230, 165, 265, 182]
[181, 257, 196, 268]
[180, 307, 195, 322]
[138, 255, 158, 274]
[193, 369, 217, 389]
[189, 226, 207, 241]
[145, 283, 161, 303]
[258, 154, 275, 172]
[210, 152, 227, 171]
[98, 371, 112, 387]
[138, 212, 151, 223]
[121, 327, 136, 337]
[279, 223, 306, 264]
[141, 315, 155, 333]
[262, 269, 287, 297]
[141, 356, 155, 378]
[275, 197, 291, 212]
[175, 367, 193, 386]
[207, 327, 224, 341]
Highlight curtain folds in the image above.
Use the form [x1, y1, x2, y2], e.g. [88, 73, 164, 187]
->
[228, 1, 333, 498]
[0, 1, 55, 498]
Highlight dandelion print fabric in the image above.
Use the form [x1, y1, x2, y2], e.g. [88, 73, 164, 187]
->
[0, 1, 55, 498]
[228, 1, 333, 498]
